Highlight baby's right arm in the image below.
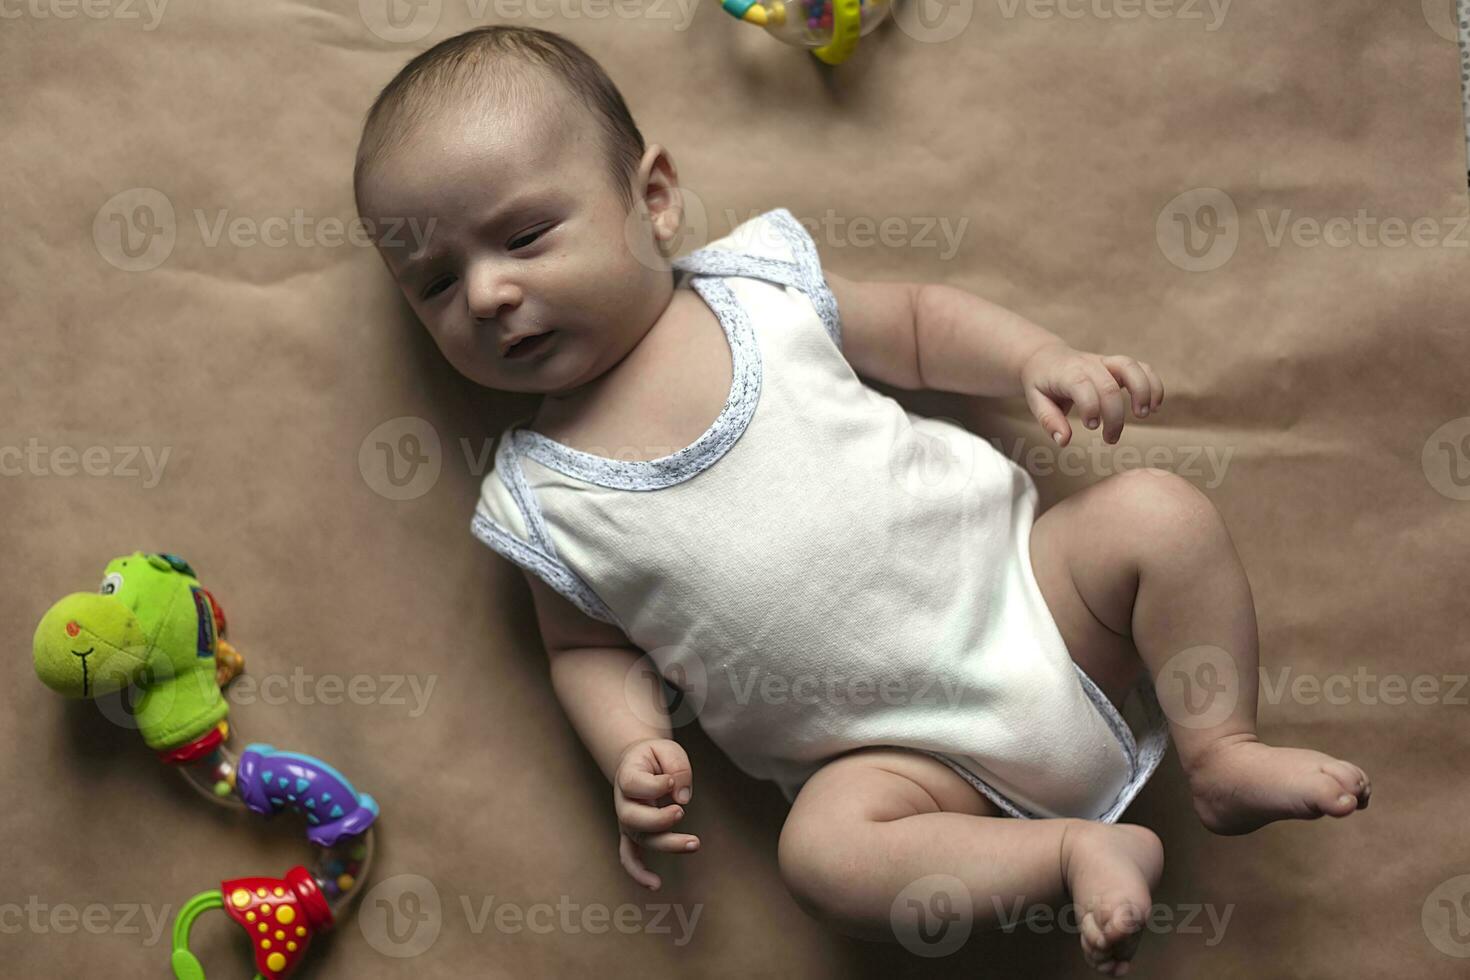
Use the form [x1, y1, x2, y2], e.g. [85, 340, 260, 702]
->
[522, 572, 700, 890]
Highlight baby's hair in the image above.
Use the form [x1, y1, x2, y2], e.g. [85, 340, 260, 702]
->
[354, 26, 646, 216]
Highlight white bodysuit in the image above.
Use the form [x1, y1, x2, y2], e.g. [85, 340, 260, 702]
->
[472, 208, 1169, 822]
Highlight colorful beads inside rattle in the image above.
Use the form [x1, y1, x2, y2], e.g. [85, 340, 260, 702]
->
[318, 841, 370, 899]
[803, 0, 867, 29]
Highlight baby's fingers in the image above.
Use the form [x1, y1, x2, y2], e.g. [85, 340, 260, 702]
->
[1025, 385, 1073, 447]
[617, 795, 687, 835]
[619, 832, 661, 890]
[1101, 356, 1154, 418]
[625, 827, 701, 856]
[619, 767, 678, 803]
[1084, 363, 1128, 444]
[1138, 360, 1164, 412]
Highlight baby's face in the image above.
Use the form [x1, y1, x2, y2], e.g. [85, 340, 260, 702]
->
[360, 96, 676, 396]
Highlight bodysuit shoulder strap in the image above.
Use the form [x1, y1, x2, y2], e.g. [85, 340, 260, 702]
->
[671, 207, 843, 349]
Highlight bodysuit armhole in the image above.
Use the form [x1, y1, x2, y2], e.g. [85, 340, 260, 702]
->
[470, 429, 624, 629]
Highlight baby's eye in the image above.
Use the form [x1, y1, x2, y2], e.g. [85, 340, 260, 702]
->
[421, 276, 455, 301]
[100, 572, 123, 596]
[508, 226, 548, 251]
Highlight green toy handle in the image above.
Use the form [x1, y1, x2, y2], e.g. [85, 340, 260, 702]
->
[171, 889, 267, 980]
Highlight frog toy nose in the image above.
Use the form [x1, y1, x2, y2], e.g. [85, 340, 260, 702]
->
[65, 620, 80, 638]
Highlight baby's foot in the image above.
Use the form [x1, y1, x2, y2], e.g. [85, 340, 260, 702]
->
[1187, 734, 1371, 836]
[1060, 822, 1164, 977]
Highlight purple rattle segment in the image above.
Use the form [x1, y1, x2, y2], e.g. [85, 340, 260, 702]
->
[236, 743, 380, 848]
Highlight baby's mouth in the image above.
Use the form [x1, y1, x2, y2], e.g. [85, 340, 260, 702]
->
[504, 330, 555, 359]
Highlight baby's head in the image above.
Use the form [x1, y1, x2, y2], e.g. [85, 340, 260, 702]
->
[354, 27, 684, 395]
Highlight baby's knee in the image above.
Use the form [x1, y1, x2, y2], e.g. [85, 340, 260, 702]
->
[777, 816, 884, 938]
[1107, 467, 1223, 541]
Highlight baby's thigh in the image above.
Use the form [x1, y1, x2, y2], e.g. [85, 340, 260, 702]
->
[777, 748, 1002, 910]
[791, 747, 1003, 825]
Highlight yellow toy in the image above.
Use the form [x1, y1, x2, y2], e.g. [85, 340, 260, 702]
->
[720, 0, 892, 64]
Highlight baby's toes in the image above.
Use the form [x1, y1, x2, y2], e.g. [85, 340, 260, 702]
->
[1080, 911, 1107, 960]
[1082, 899, 1144, 962]
[1320, 759, 1370, 809]
[1323, 758, 1364, 811]
[1304, 766, 1361, 817]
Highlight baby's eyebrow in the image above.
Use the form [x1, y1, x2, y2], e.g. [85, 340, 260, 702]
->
[398, 244, 445, 274]
[395, 190, 559, 274]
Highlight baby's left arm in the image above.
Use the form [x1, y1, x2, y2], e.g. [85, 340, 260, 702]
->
[826, 271, 1164, 448]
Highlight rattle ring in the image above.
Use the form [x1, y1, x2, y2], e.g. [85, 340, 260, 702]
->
[32, 552, 381, 980]
[719, 0, 892, 64]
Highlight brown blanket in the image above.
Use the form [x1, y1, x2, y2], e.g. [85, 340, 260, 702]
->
[4, 0, 1468, 976]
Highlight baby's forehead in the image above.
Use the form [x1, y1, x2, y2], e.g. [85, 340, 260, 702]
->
[401, 86, 589, 177]
[366, 115, 568, 211]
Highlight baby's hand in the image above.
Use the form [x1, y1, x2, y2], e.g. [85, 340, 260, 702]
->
[1021, 344, 1164, 447]
[614, 737, 699, 891]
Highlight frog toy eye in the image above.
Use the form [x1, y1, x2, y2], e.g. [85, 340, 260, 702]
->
[100, 572, 123, 596]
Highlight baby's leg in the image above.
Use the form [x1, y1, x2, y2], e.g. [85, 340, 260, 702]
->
[778, 747, 1163, 976]
[1028, 468, 1372, 835]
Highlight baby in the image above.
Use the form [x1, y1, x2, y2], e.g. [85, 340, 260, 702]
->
[354, 26, 1371, 975]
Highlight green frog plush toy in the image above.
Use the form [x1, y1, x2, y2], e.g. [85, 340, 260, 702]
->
[32, 550, 241, 753]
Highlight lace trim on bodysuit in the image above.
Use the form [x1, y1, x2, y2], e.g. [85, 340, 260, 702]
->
[469, 207, 837, 623]
[513, 275, 762, 492]
[920, 665, 1171, 823]
[667, 207, 842, 350]
[471, 433, 622, 627]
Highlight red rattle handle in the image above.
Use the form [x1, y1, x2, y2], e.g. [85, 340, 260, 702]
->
[221, 866, 335, 979]
[172, 866, 334, 980]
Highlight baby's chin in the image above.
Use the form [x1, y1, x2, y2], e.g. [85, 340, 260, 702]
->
[461, 343, 582, 395]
